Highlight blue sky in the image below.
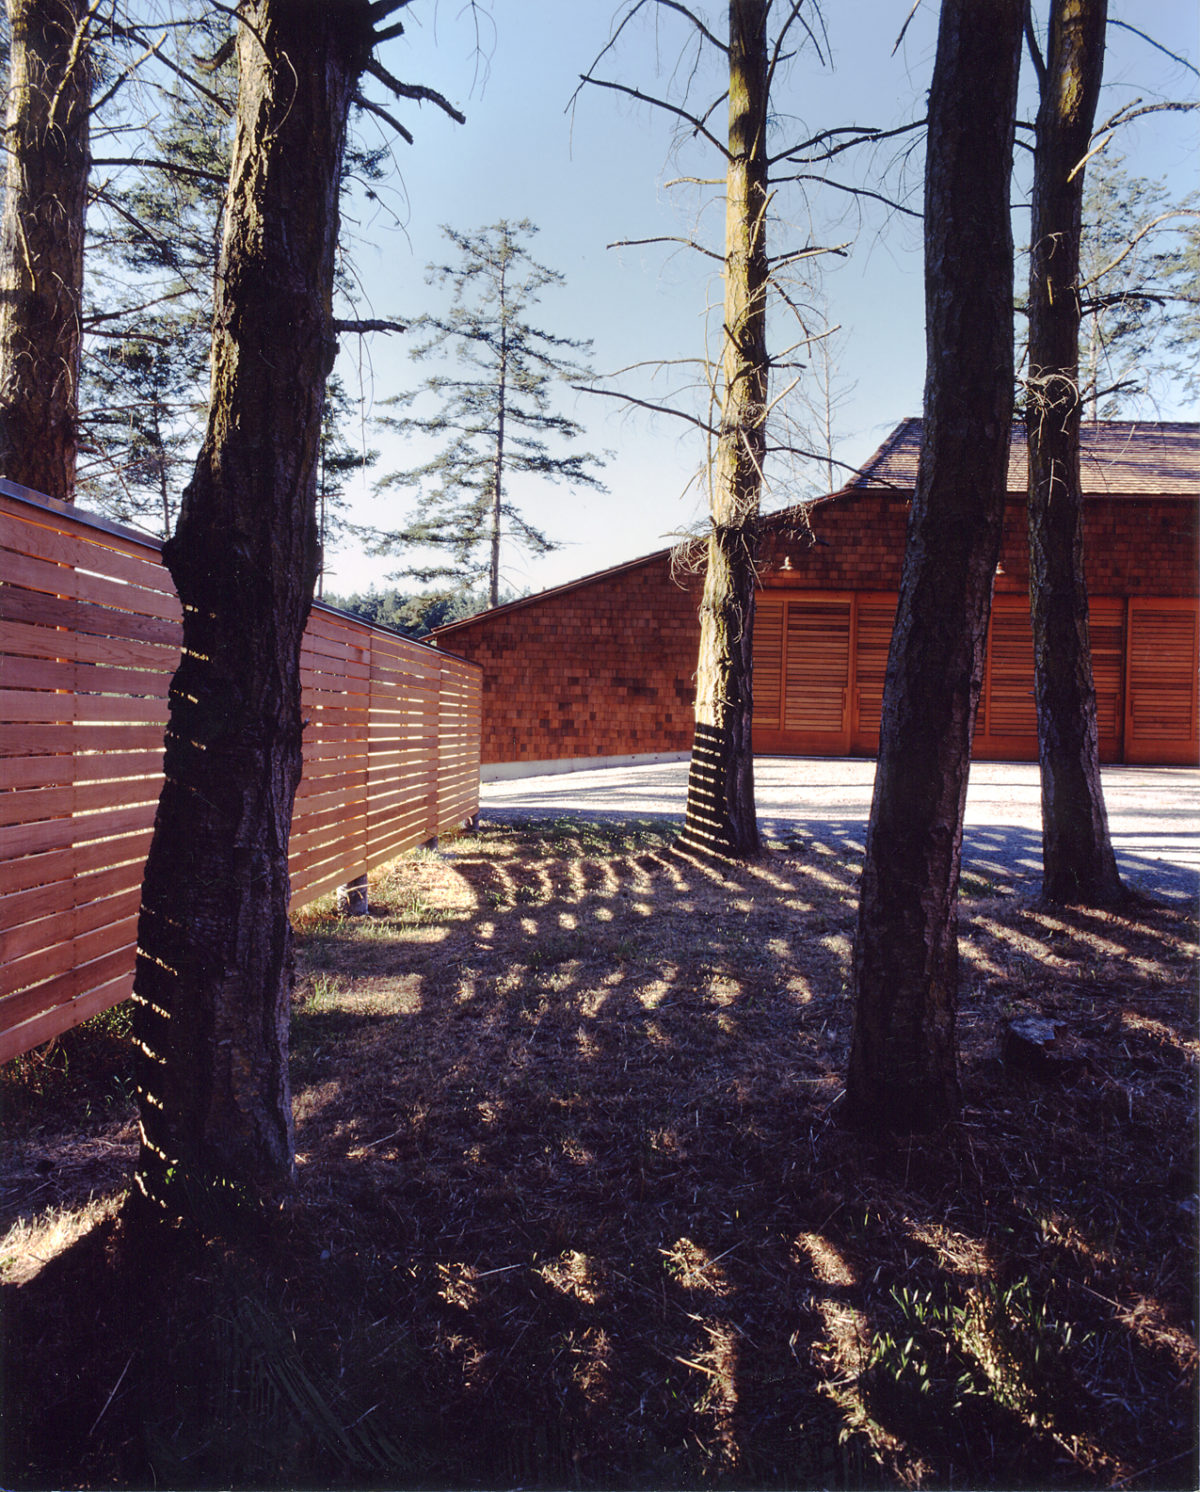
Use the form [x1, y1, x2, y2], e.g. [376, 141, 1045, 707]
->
[322, 0, 1199, 601]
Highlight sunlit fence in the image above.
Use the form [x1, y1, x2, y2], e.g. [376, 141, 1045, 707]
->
[0, 481, 481, 1063]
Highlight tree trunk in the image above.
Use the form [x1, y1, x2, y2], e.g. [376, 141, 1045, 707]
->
[845, 0, 1024, 1134]
[680, 0, 769, 860]
[131, 0, 362, 1220]
[1026, 0, 1124, 907]
[491, 274, 507, 610]
[0, 0, 91, 501]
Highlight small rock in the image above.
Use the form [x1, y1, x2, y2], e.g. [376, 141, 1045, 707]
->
[1003, 1016, 1067, 1077]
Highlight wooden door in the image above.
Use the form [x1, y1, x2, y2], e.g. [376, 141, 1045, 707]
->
[1125, 598, 1199, 764]
[751, 595, 784, 730]
[850, 596, 895, 753]
[751, 593, 852, 754]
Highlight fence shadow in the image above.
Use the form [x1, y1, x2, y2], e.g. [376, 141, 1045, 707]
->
[3, 815, 1196, 1489]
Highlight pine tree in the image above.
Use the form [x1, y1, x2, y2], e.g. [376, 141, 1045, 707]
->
[368, 220, 605, 608]
[316, 372, 379, 596]
[80, 21, 389, 540]
[846, 0, 1024, 1133]
[130, 0, 466, 1222]
[79, 16, 234, 531]
[0, 0, 93, 500]
[1077, 154, 1199, 417]
[1024, 0, 1125, 909]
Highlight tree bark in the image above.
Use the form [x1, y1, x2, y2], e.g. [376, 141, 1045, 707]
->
[1026, 0, 1125, 907]
[0, 0, 91, 500]
[680, 0, 769, 860]
[845, 0, 1024, 1134]
[131, 0, 364, 1220]
[491, 250, 508, 610]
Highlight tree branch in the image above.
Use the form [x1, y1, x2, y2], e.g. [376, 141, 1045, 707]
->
[89, 156, 228, 185]
[1095, 98, 1199, 137]
[769, 117, 926, 168]
[1079, 209, 1200, 291]
[353, 93, 413, 144]
[1109, 19, 1200, 77]
[573, 384, 717, 435]
[649, 0, 728, 55]
[769, 241, 852, 269]
[85, 285, 193, 326]
[334, 317, 408, 335]
[361, 57, 466, 124]
[1023, 2, 1047, 90]
[891, 0, 922, 56]
[770, 173, 922, 219]
[575, 74, 730, 158]
[607, 235, 725, 263]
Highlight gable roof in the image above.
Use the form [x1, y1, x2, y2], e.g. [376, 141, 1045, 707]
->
[851, 417, 1200, 497]
[430, 418, 1198, 640]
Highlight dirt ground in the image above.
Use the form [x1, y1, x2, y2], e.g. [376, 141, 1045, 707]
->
[2, 815, 1197, 1489]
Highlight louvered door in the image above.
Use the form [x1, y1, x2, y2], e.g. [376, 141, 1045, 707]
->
[751, 596, 785, 729]
[851, 596, 896, 752]
[783, 598, 852, 750]
[1125, 599, 1199, 764]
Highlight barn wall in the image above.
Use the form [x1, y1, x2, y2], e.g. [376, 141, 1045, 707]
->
[759, 491, 1199, 598]
[440, 552, 701, 766]
[435, 488, 1198, 769]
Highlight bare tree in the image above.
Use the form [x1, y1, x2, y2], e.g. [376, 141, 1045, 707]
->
[845, 0, 1024, 1134]
[0, 0, 92, 499]
[579, 0, 898, 858]
[1024, 0, 1125, 907]
[130, 0, 463, 1222]
[679, 0, 771, 858]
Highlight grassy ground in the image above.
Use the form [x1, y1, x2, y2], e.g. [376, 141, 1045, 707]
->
[1, 816, 1196, 1489]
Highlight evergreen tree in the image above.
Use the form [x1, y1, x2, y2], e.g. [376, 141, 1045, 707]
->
[367, 220, 605, 608]
[0, 0, 93, 500]
[130, 0, 466, 1223]
[1024, 0, 1124, 909]
[846, 0, 1024, 1133]
[1077, 154, 1199, 417]
[324, 584, 495, 637]
[316, 372, 379, 595]
[79, 16, 234, 531]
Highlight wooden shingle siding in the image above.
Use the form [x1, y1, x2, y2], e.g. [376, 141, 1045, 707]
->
[0, 485, 481, 1063]
[430, 422, 1198, 771]
[439, 551, 700, 765]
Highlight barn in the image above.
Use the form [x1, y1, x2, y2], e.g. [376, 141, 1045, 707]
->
[429, 419, 1200, 775]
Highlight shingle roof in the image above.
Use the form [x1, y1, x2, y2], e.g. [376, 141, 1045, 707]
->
[849, 418, 1200, 497]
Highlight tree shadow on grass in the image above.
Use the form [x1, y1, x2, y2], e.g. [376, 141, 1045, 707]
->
[2, 815, 1196, 1489]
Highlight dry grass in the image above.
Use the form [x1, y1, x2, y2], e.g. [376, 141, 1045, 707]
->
[1, 814, 1196, 1489]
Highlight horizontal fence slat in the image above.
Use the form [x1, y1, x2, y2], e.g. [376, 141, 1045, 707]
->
[0, 945, 136, 1036]
[0, 617, 179, 671]
[0, 542, 182, 622]
[2, 892, 142, 990]
[0, 800, 159, 861]
[0, 830, 156, 899]
[0, 972, 135, 1067]
[0, 584, 181, 644]
[0, 860, 146, 934]
[1, 486, 480, 1061]
[0, 652, 173, 698]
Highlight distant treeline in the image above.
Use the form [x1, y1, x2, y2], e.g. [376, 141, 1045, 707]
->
[321, 586, 520, 639]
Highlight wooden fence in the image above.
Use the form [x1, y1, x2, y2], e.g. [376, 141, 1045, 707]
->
[0, 481, 481, 1063]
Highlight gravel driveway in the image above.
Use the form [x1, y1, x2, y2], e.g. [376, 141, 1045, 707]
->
[481, 756, 1200, 904]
